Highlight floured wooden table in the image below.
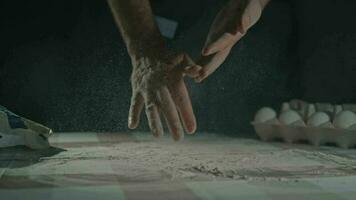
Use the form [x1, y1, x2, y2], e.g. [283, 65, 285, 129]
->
[1, 132, 356, 200]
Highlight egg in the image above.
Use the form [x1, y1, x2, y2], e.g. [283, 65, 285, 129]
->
[254, 107, 277, 123]
[280, 102, 291, 113]
[315, 103, 334, 116]
[289, 100, 311, 120]
[307, 112, 330, 127]
[342, 104, 356, 112]
[348, 123, 356, 130]
[333, 105, 343, 118]
[289, 99, 308, 111]
[333, 110, 356, 129]
[278, 110, 304, 125]
[305, 104, 316, 119]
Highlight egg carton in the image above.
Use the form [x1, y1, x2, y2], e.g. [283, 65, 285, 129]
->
[252, 100, 356, 149]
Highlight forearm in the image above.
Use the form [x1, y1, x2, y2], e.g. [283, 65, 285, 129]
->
[259, 0, 270, 8]
[107, 0, 164, 57]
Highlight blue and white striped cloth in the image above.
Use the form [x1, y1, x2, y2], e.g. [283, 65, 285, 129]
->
[0, 105, 52, 149]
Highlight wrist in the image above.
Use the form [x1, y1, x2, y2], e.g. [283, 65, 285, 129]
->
[259, 0, 270, 8]
[127, 33, 166, 58]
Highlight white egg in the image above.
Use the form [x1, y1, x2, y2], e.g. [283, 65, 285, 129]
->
[307, 104, 316, 116]
[333, 105, 343, 119]
[342, 104, 356, 112]
[307, 112, 330, 127]
[288, 100, 310, 120]
[348, 123, 356, 130]
[289, 99, 307, 110]
[333, 110, 356, 129]
[304, 104, 316, 120]
[278, 110, 303, 125]
[254, 107, 277, 123]
[334, 105, 343, 114]
[315, 103, 334, 115]
[280, 102, 291, 113]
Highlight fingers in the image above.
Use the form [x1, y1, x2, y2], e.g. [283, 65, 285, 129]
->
[168, 53, 200, 78]
[198, 31, 243, 82]
[180, 54, 202, 78]
[240, 15, 250, 34]
[144, 92, 164, 137]
[128, 92, 144, 129]
[169, 79, 197, 134]
[157, 87, 184, 141]
[202, 33, 235, 56]
[195, 46, 232, 83]
[181, 53, 196, 67]
[184, 65, 202, 78]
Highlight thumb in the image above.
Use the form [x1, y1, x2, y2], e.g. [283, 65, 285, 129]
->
[202, 33, 235, 56]
[181, 54, 202, 78]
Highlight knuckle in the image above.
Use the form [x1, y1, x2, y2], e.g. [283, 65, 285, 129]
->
[200, 70, 208, 78]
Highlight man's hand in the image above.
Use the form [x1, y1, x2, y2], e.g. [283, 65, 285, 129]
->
[195, 0, 270, 82]
[108, 0, 201, 140]
[128, 47, 201, 140]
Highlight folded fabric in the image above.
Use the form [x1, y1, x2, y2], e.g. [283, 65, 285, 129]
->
[0, 105, 52, 149]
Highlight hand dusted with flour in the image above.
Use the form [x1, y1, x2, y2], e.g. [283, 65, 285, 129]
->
[108, 0, 201, 140]
[129, 50, 200, 140]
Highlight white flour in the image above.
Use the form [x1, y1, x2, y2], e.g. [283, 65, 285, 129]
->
[20, 134, 356, 183]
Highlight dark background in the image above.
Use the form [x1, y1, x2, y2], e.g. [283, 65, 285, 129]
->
[0, 0, 356, 136]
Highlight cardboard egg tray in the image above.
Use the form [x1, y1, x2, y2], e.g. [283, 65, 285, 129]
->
[252, 100, 356, 149]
